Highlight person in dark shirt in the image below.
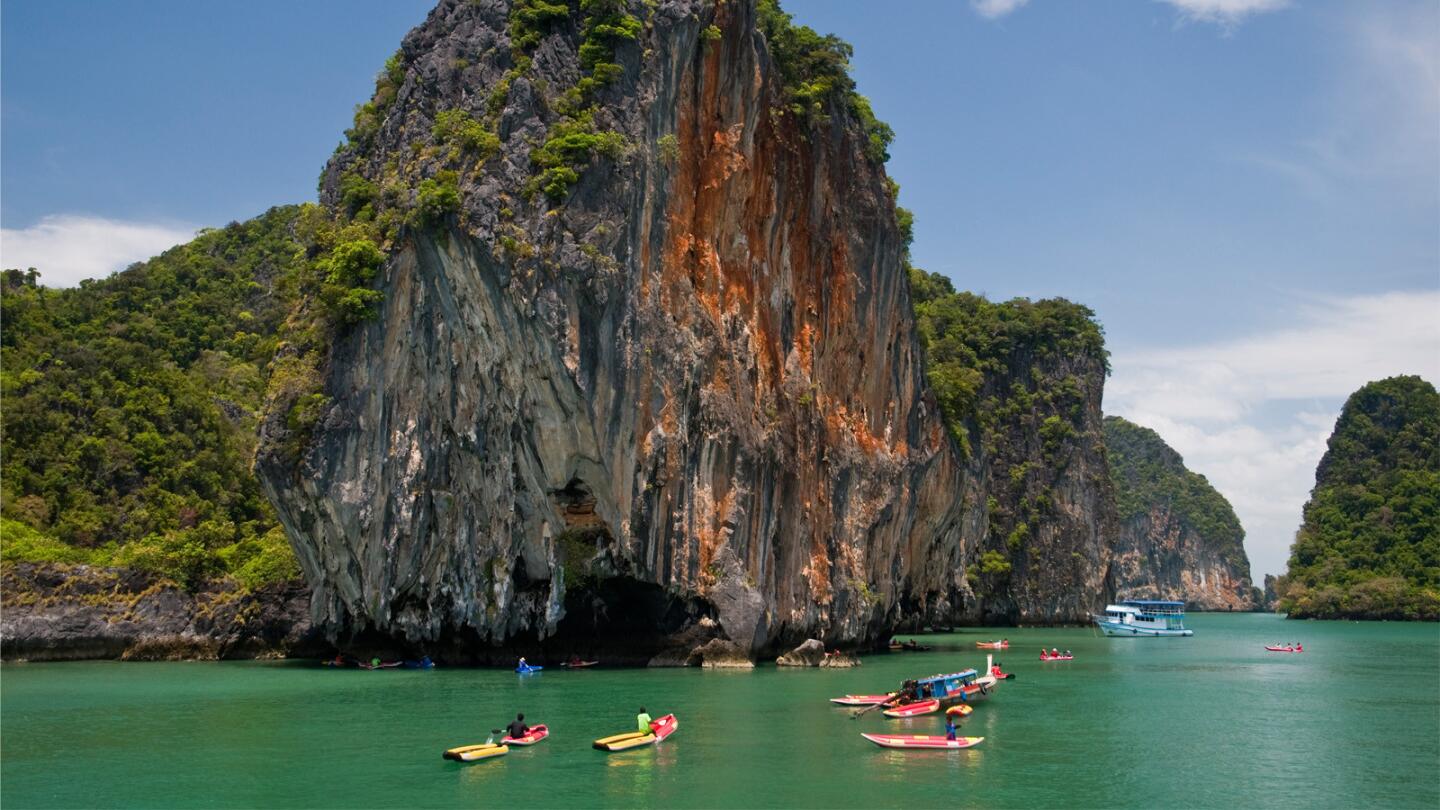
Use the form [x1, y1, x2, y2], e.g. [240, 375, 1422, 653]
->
[505, 713, 529, 740]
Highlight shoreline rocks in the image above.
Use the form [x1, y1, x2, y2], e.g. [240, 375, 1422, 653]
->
[0, 563, 327, 662]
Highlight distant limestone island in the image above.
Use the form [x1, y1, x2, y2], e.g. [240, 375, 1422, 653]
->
[1, 0, 1430, 664]
[1274, 376, 1440, 621]
[1103, 416, 1260, 611]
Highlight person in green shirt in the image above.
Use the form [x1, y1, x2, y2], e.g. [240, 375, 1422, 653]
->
[636, 707, 653, 735]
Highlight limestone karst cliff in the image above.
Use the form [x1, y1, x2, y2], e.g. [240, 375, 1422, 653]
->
[254, 0, 981, 660]
[2, 0, 1248, 663]
[1103, 416, 1258, 611]
[907, 275, 1117, 625]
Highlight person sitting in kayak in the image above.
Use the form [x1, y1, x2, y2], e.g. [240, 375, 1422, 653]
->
[637, 707, 653, 734]
[568, 655, 583, 667]
[506, 713, 529, 740]
[1295, 643, 1303, 652]
[1063, 650, 1072, 657]
[945, 716, 958, 741]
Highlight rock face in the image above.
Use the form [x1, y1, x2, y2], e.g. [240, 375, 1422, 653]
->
[775, 638, 824, 666]
[256, 0, 975, 659]
[1103, 416, 1258, 611]
[908, 291, 1118, 626]
[0, 564, 324, 661]
[971, 342, 1115, 625]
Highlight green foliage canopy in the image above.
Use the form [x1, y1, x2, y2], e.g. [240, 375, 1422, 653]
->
[1279, 376, 1440, 620]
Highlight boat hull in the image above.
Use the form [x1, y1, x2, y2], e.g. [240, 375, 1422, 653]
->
[829, 693, 894, 706]
[443, 743, 509, 762]
[883, 699, 940, 718]
[1040, 655, 1074, 661]
[1094, 619, 1192, 637]
[1265, 646, 1303, 653]
[862, 734, 984, 750]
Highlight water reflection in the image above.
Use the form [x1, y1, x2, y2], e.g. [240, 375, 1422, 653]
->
[600, 739, 677, 802]
[455, 758, 507, 787]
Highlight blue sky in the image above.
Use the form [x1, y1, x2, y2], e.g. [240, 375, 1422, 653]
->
[2, 0, 1437, 581]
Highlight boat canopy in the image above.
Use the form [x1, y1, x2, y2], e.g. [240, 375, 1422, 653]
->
[1119, 599, 1185, 615]
[917, 669, 977, 687]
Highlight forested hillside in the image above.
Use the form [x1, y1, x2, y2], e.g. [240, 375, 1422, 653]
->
[1278, 376, 1440, 620]
[0, 208, 308, 590]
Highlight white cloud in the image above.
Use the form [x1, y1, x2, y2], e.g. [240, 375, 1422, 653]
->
[971, 0, 1030, 21]
[0, 214, 196, 288]
[1158, 0, 1289, 26]
[1106, 289, 1440, 580]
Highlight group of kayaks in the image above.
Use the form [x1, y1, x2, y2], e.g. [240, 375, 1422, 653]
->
[444, 715, 678, 763]
[828, 656, 1013, 751]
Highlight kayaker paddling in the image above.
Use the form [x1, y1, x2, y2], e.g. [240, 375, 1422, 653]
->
[506, 713, 529, 741]
[636, 706, 653, 734]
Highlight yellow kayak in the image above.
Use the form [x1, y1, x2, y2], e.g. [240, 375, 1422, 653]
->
[443, 743, 509, 762]
[592, 730, 656, 751]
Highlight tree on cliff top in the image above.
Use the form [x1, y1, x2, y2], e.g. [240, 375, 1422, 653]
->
[1279, 375, 1440, 620]
[1103, 415, 1250, 574]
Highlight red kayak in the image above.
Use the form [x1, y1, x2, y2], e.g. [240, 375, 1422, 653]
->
[883, 699, 940, 718]
[862, 733, 984, 750]
[829, 693, 895, 706]
[1265, 645, 1303, 653]
[975, 641, 1009, 649]
[502, 724, 549, 746]
[1040, 654, 1074, 661]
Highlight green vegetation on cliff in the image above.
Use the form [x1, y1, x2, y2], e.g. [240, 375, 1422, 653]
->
[908, 267, 1107, 458]
[1103, 415, 1248, 571]
[1279, 376, 1440, 620]
[757, 0, 893, 163]
[0, 209, 315, 590]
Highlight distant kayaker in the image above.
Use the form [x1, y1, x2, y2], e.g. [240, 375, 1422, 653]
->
[518, 656, 529, 670]
[637, 707, 653, 734]
[506, 713, 529, 740]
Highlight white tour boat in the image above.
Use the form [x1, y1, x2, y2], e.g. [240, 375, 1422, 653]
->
[1092, 599, 1193, 637]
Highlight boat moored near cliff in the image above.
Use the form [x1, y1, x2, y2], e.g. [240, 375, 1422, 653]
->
[1093, 600, 1194, 637]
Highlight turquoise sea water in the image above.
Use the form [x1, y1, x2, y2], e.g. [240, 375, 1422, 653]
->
[3, 614, 1438, 809]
